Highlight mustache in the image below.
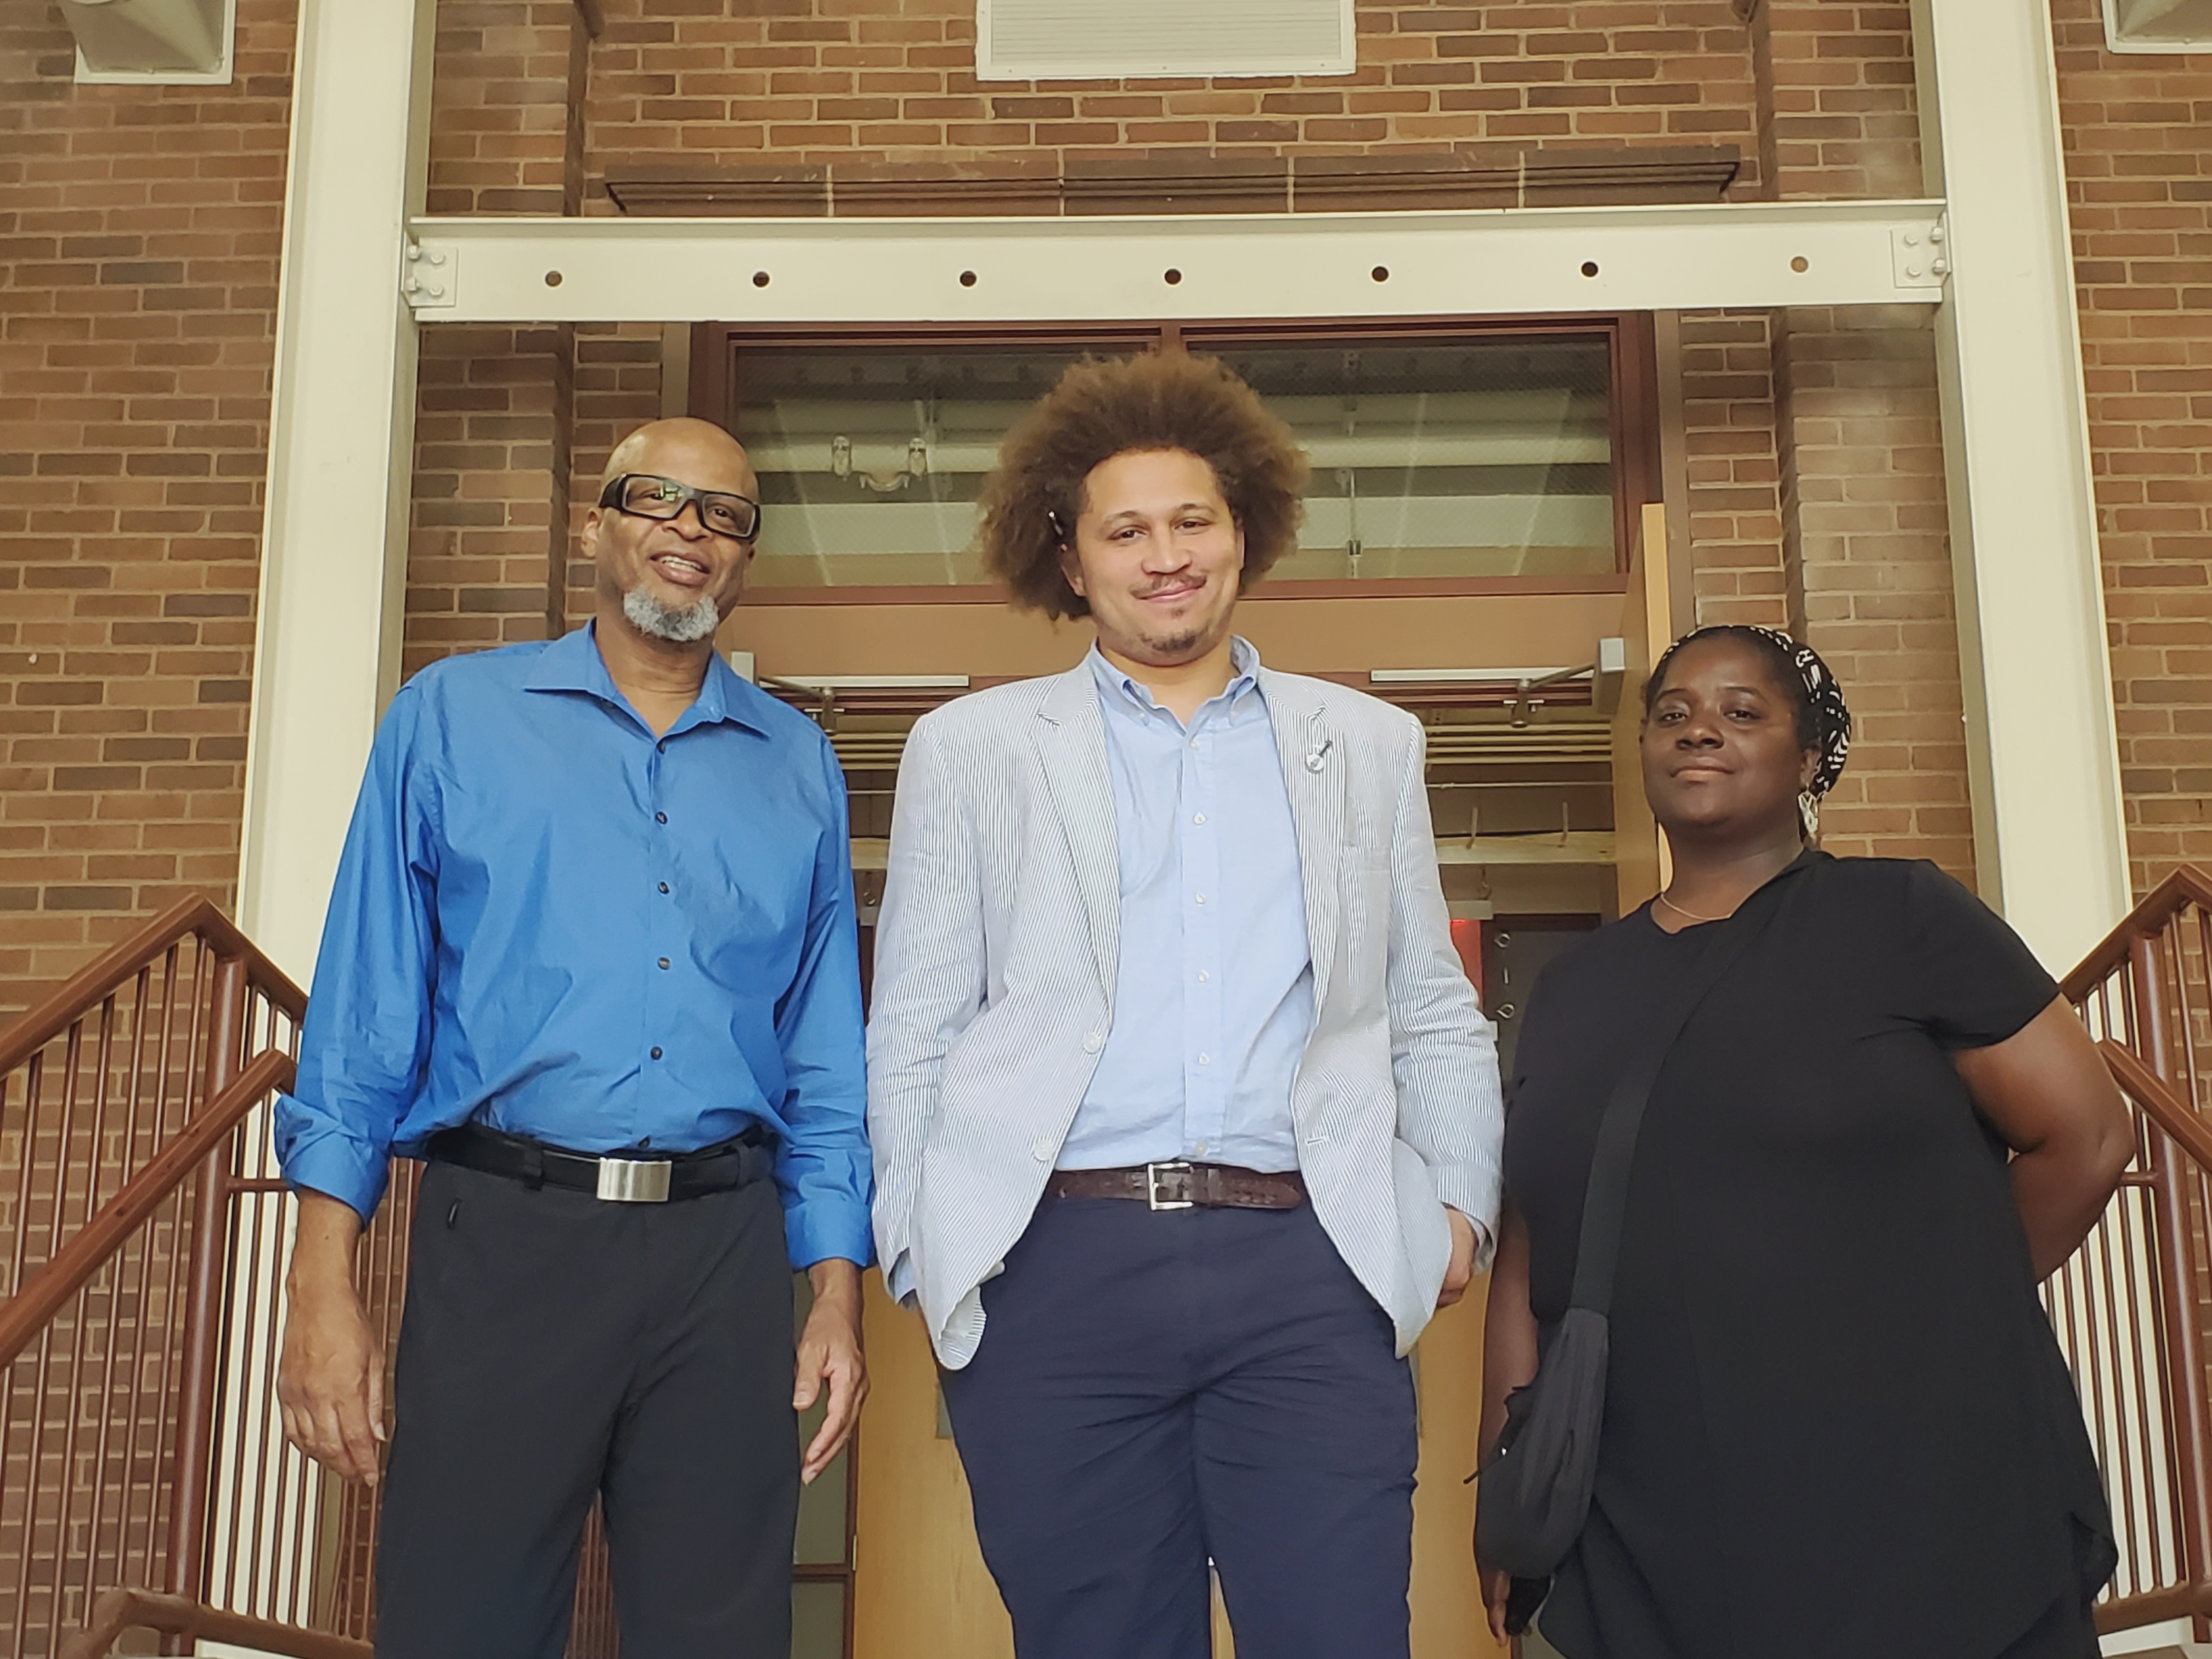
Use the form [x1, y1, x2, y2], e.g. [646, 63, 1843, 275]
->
[1132, 576, 1203, 597]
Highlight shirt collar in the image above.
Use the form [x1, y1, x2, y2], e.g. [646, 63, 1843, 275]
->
[1086, 636, 1263, 717]
[523, 623, 769, 736]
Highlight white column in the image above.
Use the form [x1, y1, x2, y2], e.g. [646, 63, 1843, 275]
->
[1913, 0, 2132, 970]
[234, 0, 435, 981]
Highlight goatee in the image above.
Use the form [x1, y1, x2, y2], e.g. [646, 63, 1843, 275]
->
[623, 586, 720, 643]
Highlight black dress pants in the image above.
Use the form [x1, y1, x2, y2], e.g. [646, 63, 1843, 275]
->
[940, 1197, 1419, 1659]
[373, 1161, 798, 1659]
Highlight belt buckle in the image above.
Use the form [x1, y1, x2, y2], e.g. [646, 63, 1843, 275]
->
[1144, 1160, 1195, 1212]
[595, 1155, 672, 1204]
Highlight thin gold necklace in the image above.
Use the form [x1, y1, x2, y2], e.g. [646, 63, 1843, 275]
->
[1656, 889, 1731, 924]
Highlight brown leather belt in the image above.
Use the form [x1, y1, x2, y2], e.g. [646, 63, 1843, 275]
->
[1046, 1160, 1307, 1211]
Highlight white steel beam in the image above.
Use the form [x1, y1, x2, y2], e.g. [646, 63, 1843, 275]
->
[402, 199, 1948, 326]
[1914, 0, 2131, 970]
[236, 0, 434, 982]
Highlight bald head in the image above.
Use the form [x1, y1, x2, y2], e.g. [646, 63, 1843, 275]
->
[601, 417, 757, 499]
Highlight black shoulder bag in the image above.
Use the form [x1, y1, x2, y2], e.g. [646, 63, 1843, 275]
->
[1474, 860, 1809, 1625]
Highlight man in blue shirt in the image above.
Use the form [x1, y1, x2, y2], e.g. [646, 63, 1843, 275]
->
[274, 416, 870, 1659]
[868, 354, 1503, 1659]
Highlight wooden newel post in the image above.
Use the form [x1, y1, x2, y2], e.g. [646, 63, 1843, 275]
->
[162, 951, 247, 1649]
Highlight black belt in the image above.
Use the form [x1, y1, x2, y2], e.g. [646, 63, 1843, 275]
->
[425, 1121, 775, 1204]
[1046, 1161, 1307, 1211]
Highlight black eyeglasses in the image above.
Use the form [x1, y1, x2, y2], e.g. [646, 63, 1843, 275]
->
[599, 473, 763, 541]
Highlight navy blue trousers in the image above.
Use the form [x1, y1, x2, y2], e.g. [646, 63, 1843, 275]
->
[940, 1197, 1419, 1659]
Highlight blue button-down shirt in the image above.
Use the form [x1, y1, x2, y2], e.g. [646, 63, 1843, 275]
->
[274, 624, 872, 1268]
[1059, 639, 1313, 1173]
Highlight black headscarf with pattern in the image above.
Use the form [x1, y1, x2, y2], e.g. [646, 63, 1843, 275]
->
[1644, 624, 1853, 802]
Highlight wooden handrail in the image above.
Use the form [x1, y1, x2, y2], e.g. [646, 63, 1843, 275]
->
[2098, 1039, 2212, 1173]
[0, 895, 306, 1073]
[0, 1045, 294, 1369]
[58, 1588, 371, 1659]
[2062, 865, 2212, 1003]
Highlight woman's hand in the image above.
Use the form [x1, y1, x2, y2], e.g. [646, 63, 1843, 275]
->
[1475, 1204, 1539, 1647]
[1479, 1562, 1513, 1645]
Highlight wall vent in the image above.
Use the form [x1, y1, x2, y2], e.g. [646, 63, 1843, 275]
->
[61, 0, 235, 84]
[2103, 0, 2212, 51]
[976, 0, 1353, 82]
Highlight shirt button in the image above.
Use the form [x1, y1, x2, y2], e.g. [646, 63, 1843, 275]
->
[1195, 1142, 1208, 1156]
[650, 1046, 664, 1059]
[1188, 737, 1199, 749]
[1197, 970, 1210, 983]
[657, 957, 671, 970]
[1198, 1052, 1211, 1065]
[655, 811, 668, 825]
[1081, 1031, 1103, 1054]
[1193, 893, 1206, 905]
[1193, 812, 1206, 825]
[1031, 1138, 1053, 1162]
[658, 882, 670, 895]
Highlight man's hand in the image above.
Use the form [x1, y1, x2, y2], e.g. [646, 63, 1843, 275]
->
[795, 1257, 868, 1486]
[1437, 1205, 1479, 1309]
[276, 1193, 386, 1482]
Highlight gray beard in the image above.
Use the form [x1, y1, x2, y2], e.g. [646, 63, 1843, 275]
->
[623, 586, 720, 643]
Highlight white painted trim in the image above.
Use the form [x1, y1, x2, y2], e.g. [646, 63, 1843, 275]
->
[235, 0, 435, 984]
[402, 200, 1948, 326]
[1912, 0, 2131, 970]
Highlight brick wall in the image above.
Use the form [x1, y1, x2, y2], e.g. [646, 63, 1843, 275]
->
[561, 324, 667, 630]
[426, 0, 591, 215]
[0, 0, 293, 1014]
[2051, 0, 2212, 895]
[1745, 2, 1973, 879]
[402, 328, 574, 680]
[581, 0, 1764, 190]
[1751, 0, 1921, 201]
[1773, 307, 1972, 872]
[1680, 308, 1788, 629]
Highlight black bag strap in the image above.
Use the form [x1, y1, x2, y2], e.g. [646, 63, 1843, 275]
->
[1566, 851, 1816, 1314]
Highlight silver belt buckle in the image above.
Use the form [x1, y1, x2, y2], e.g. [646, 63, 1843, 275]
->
[595, 1155, 673, 1203]
[1145, 1160, 1195, 1211]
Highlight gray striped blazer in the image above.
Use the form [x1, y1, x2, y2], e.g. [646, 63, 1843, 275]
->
[866, 658, 1504, 1369]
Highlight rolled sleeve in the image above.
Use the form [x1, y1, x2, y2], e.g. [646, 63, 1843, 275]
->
[272, 689, 440, 1224]
[769, 738, 876, 1269]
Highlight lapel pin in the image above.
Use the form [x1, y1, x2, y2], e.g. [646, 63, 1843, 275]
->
[1304, 736, 1333, 774]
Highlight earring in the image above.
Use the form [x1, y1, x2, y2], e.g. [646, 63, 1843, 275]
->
[1798, 789, 1821, 841]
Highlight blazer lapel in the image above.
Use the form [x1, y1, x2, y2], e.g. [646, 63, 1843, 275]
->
[1035, 664, 1120, 1002]
[1262, 669, 1344, 1010]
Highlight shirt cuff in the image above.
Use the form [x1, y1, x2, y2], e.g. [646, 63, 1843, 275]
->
[783, 1193, 876, 1271]
[884, 1249, 917, 1308]
[1434, 1166, 1502, 1273]
[278, 1121, 391, 1226]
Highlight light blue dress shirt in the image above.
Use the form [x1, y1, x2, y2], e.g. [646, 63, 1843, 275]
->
[1059, 638, 1313, 1173]
[273, 624, 873, 1268]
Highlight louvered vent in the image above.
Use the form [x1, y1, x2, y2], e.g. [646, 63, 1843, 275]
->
[2104, 0, 2212, 49]
[976, 0, 1354, 81]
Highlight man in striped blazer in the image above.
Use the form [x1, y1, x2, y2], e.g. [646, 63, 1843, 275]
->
[866, 352, 1504, 1659]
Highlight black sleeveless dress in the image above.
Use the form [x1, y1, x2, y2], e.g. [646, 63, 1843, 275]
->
[1503, 854, 2114, 1659]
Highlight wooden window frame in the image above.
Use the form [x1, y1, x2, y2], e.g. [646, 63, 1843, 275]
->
[691, 313, 1657, 606]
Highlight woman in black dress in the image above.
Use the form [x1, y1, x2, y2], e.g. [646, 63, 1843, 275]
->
[1478, 625, 2132, 1659]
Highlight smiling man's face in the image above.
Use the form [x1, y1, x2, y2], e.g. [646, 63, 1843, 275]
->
[1059, 448, 1246, 671]
[582, 418, 760, 647]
